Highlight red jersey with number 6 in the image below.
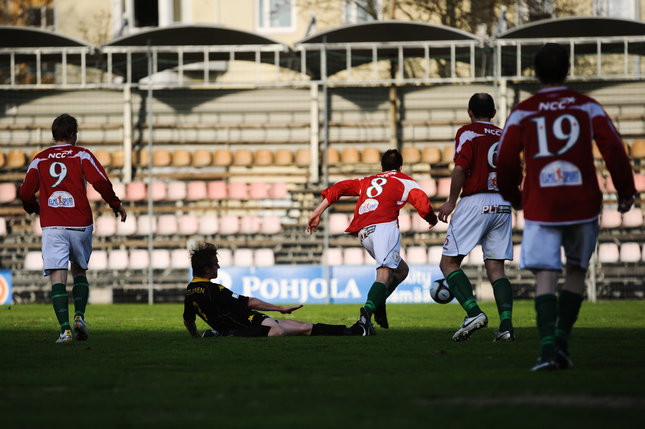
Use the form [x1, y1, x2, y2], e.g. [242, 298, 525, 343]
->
[497, 86, 635, 224]
[454, 121, 504, 196]
[321, 170, 437, 236]
[19, 144, 121, 228]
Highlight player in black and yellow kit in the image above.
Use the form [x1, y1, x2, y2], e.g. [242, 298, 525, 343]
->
[183, 242, 364, 337]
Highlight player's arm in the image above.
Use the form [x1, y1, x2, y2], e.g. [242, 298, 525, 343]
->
[496, 125, 524, 210]
[247, 297, 303, 314]
[183, 319, 200, 338]
[438, 165, 466, 223]
[307, 197, 330, 234]
[307, 179, 359, 234]
[18, 167, 40, 215]
[407, 187, 438, 227]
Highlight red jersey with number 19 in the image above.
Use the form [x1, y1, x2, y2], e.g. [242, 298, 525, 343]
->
[454, 121, 504, 196]
[19, 144, 121, 228]
[497, 87, 635, 224]
[321, 170, 437, 236]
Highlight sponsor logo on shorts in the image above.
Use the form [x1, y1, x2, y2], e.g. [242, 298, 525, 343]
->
[48, 191, 75, 208]
[539, 160, 582, 187]
[443, 237, 450, 249]
[358, 198, 379, 215]
[393, 251, 400, 262]
[359, 225, 376, 241]
[482, 204, 512, 214]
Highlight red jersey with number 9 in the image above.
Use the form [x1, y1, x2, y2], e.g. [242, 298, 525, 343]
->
[321, 170, 437, 236]
[19, 144, 121, 228]
[497, 87, 635, 224]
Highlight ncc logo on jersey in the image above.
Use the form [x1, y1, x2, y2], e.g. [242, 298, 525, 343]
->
[48, 191, 75, 208]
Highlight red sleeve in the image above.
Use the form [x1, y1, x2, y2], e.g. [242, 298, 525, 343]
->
[593, 115, 636, 199]
[497, 125, 524, 208]
[92, 180, 121, 210]
[407, 187, 437, 224]
[18, 167, 40, 214]
[321, 179, 360, 204]
[81, 150, 122, 209]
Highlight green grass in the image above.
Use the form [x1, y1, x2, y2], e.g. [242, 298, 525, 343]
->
[2, 301, 645, 428]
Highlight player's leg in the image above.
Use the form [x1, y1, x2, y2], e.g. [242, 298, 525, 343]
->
[485, 259, 514, 341]
[260, 318, 311, 336]
[373, 259, 409, 329]
[42, 228, 73, 342]
[69, 227, 93, 341]
[50, 269, 72, 343]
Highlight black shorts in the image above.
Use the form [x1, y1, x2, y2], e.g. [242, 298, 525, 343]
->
[230, 311, 271, 337]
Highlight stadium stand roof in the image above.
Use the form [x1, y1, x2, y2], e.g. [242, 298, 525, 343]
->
[0, 26, 94, 48]
[496, 16, 645, 39]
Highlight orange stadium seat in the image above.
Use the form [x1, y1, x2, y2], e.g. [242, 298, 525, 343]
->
[94, 215, 117, 237]
[198, 213, 219, 235]
[239, 215, 261, 234]
[94, 150, 112, 168]
[116, 215, 137, 236]
[274, 149, 294, 166]
[135, 149, 149, 167]
[233, 149, 253, 166]
[268, 182, 288, 199]
[178, 214, 199, 235]
[598, 242, 619, 263]
[343, 247, 365, 265]
[136, 215, 157, 235]
[248, 182, 269, 200]
[125, 181, 147, 202]
[341, 147, 360, 165]
[0, 183, 17, 203]
[0, 151, 5, 168]
[111, 150, 125, 168]
[442, 145, 455, 163]
[421, 146, 442, 164]
[406, 246, 428, 265]
[6, 149, 26, 169]
[157, 214, 179, 235]
[328, 213, 349, 235]
[192, 149, 213, 168]
[630, 140, 645, 159]
[207, 181, 227, 200]
[418, 178, 437, 198]
[228, 182, 248, 200]
[295, 148, 311, 167]
[233, 248, 254, 267]
[166, 181, 187, 201]
[322, 248, 343, 266]
[620, 242, 641, 263]
[398, 211, 411, 233]
[88, 250, 108, 270]
[254, 248, 275, 267]
[172, 150, 191, 167]
[108, 249, 129, 270]
[218, 215, 240, 235]
[260, 216, 282, 235]
[24, 251, 43, 271]
[151, 249, 171, 269]
[401, 146, 421, 164]
[152, 149, 172, 167]
[186, 180, 208, 201]
[361, 147, 380, 164]
[128, 249, 150, 270]
[326, 147, 340, 165]
[170, 248, 191, 269]
[622, 209, 643, 228]
[254, 149, 273, 166]
[213, 149, 233, 166]
[149, 181, 167, 201]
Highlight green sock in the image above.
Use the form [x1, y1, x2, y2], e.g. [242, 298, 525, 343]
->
[535, 294, 558, 361]
[365, 282, 387, 318]
[446, 270, 482, 317]
[72, 276, 89, 317]
[556, 290, 583, 352]
[51, 283, 70, 331]
[492, 277, 513, 332]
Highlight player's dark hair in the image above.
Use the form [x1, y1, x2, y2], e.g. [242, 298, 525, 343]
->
[51, 113, 78, 142]
[190, 242, 219, 277]
[381, 149, 403, 171]
[468, 93, 495, 119]
[534, 43, 569, 84]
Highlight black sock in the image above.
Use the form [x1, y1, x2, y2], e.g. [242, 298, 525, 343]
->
[311, 323, 349, 336]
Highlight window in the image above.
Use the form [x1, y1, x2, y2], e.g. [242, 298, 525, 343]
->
[257, 0, 295, 33]
[25, 6, 54, 29]
[134, 0, 159, 28]
[344, 0, 380, 24]
[594, 0, 635, 19]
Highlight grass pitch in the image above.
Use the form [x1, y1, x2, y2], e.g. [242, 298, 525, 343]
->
[1, 301, 644, 428]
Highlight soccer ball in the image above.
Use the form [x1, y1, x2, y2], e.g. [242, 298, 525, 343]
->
[430, 278, 454, 304]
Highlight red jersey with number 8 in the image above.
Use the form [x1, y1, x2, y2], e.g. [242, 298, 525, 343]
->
[321, 170, 437, 235]
[497, 87, 635, 224]
[19, 144, 121, 228]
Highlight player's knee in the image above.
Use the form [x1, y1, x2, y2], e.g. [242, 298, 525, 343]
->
[268, 324, 287, 337]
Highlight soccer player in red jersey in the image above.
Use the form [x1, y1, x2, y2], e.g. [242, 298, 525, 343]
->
[437, 93, 515, 342]
[19, 114, 127, 343]
[306, 149, 438, 334]
[497, 44, 636, 370]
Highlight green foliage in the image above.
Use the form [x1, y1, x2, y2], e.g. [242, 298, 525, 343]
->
[1, 301, 644, 428]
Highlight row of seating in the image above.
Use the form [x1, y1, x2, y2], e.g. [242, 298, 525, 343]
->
[22, 247, 276, 271]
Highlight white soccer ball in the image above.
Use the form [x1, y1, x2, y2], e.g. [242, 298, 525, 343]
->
[430, 278, 454, 304]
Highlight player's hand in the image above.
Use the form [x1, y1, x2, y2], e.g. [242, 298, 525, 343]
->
[618, 195, 635, 213]
[306, 215, 320, 234]
[114, 204, 127, 222]
[280, 305, 303, 314]
[437, 202, 455, 223]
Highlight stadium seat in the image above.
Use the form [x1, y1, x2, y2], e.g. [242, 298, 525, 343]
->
[112, 181, 126, 201]
[239, 215, 261, 234]
[268, 182, 288, 199]
[136, 215, 157, 235]
[0, 217, 6, 236]
[94, 150, 112, 168]
[88, 250, 108, 270]
[152, 149, 172, 167]
[228, 182, 248, 200]
[511, 244, 522, 265]
[322, 248, 343, 266]
[248, 182, 269, 200]
[328, 213, 349, 235]
[170, 248, 191, 269]
[326, 147, 340, 165]
[343, 247, 365, 265]
[126, 181, 147, 202]
[254, 149, 273, 166]
[442, 145, 455, 163]
[157, 214, 179, 235]
[295, 148, 311, 166]
[111, 150, 125, 168]
[398, 211, 411, 233]
[166, 181, 187, 201]
[630, 139, 645, 159]
[600, 209, 622, 229]
[275, 149, 294, 166]
[622, 209, 643, 228]
[6, 149, 26, 169]
[412, 213, 431, 232]
[108, 249, 129, 270]
[217, 248, 233, 267]
[432, 218, 449, 232]
[186, 180, 208, 201]
[254, 248, 275, 267]
[149, 181, 167, 201]
[94, 215, 117, 237]
[421, 146, 442, 164]
[218, 215, 240, 235]
[513, 211, 525, 231]
[361, 147, 380, 164]
[178, 214, 199, 235]
[87, 184, 102, 202]
[260, 215, 282, 235]
[128, 249, 150, 270]
[436, 177, 451, 199]
[233, 248, 254, 267]
[192, 149, 213, 167]
[151, 249, 171, 269]
[207, 181, 228, 200]
[172, 150, 191, 167]
[418, 178, 437, 197]
[634, 173, 645, 192]
[213, 149, 233, 166]
[116, 215, 137, 235]
[341, 147, 360, 165]
[619, 242, 641, 263]
[401, 146, 421, 164]
[136, 149, 149, 167]
[198, 213, 219, 235]
[604, 176, 617, 194]
[0, 151, 4, 168]
[0, 183, 16, 203]
[24, 251, 43, 271]
[406, 246, 428, 265]
[597, 242, 619, 263]
[233, 149, 253, 166]
[428, 246, 443, 265]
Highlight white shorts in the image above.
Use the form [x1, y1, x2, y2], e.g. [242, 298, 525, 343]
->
[41, 225, 93, 276]
[442, 193, 513, 261]
[358, 220, 401, 269]
[520, 219, 598, 271]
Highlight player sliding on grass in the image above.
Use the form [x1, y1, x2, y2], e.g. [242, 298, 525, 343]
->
[183, 242, 365, 337]
[19, 113, 127, 344]
[437, 93, 515, 343]
[497, 43, 635, 371]
[306, 149, 438, 335]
